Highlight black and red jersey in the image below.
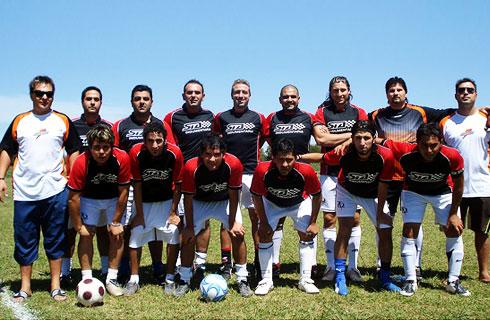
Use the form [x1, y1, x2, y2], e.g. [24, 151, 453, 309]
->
[264, 108, 317, 155]
[383, 140, 464, 196]
[72, 114, 112, 152]
[181, 153, 242, 202]
[315, 102, 368, 176]
[164, 105, 214, 162]
[129, 142, 184, 203]
[68, 148, 131, 199]
[251, 161, 321, 208]
[338, 145, 395, 198]
[213, 108, 266, 174]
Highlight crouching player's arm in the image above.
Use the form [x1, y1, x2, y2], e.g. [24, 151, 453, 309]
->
[229, 188, 244, 237]
[305, 193, 321, 240]
[447, 173, 464, 235]
[68, 191, 90, 236]
[169, 183, 181, 226]
[297, 151, 340, 166]
[110, 185, 129, 237]
[253, 194, 273, 241]
[182, 194, 195, 245]
[131, 181, 145, 228]
[376, 181, 393, 227]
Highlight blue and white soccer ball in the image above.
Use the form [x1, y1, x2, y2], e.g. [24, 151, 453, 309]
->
[199, 274, 229, 302]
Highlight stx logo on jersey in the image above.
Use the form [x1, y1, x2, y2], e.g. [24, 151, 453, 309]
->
[346, 172, 378, 184]
[327, 120, 356, 133]
[408, 172, 446, 183]
[91, 173, 118, 184]
[267, 187, 301, 199]
[126, 129, 143, 140]
[225, 123, 255, 133]
[273, 123, 306, 134]
[182, 121, 212, 134]
[141, 168, 171, 181]
[199, 182, 228, 193]
[80, 135, 88, 146]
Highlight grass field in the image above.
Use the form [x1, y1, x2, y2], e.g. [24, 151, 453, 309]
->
[0, 174, 489, 319]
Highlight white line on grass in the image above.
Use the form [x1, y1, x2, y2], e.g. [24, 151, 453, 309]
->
[0, 287, 38, 320]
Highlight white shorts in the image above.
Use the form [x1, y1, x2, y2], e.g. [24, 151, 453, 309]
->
[191, 199, 243, 235]
[261, 197, 312, 234]
[80, 197, 117, 227]
[336, 184, 391, 229]
[121, 185, 135, 226]
[401, 190, 460, 225]
[129, 200, 180, 248]
[240, 174, 254, 209]
[177, 197, 185, 216]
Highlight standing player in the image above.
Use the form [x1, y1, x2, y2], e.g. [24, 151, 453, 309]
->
[213, 79, 267, 278]
[370, 77, 454, 278]
[252, 138, 322, 295]
[440, 78, 490, 283]
[174, 134, 252, 297]
[380, 124, 468, 296]
[126, 122, 184, 295]
[0, 75, 81, 302]
[61, 86, 112, 285]
[112, 85, 173, 284]
[314, 76, 367, 282]
[67, 126, 130, 296]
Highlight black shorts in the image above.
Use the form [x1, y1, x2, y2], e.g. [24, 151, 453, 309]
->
[387, 180, 404, 217]
[460, 197, 490, 234]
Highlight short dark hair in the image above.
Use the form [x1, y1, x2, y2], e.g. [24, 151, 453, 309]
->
[272, 138, 296, 157]
[351, 120, 376, 137]
[200, 133, 226, 154]
[143, 122, 167, 140]
[416, 123, 443, 141]
[131, 84, 153, 100]
[81, 86, 102, 102]
[280, 84, 299, 97]
[86, 125, 114, 147]
[455, 78, 477, 93]
[29, 75, 55, 95]
[385, 76, 408, 94]
[183, 79, 204, 93]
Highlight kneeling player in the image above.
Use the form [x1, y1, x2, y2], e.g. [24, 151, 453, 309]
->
[125, 122, 184, 295]
[174, 133, 252, 297]
[252, 138, 322, 295]
[68, 126, 130, 296]
[381, 123, 469, 296]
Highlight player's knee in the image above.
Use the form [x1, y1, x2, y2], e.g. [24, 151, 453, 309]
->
[323, 211, 336, 228]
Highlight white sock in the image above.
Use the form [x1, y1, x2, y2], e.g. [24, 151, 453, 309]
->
[179, 267, 192, 283]
[100, 256, 109, 274]
[416, 226, 424, 269]
[81, 269, 93, 280]
[272, 230, 283, 265]
[347, 226, 361, 270]
[165, 273, 175, 282]
[299, 240, 315, 280]
[323, 227, 336, 268]
[106, 268, 118, 283]
[258, 242, 273, 281]
[195, 251, 207, 269]
[401, 237, 417, 281]
[61, 258, 72, 276]
[176, 250, 182, 268]
[446, 236, 464, 283]
[235, 263, 249, 282]
[375, 233, 381, 268]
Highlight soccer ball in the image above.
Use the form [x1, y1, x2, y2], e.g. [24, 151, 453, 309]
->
[199, 274, 228, 302]
[76, 278, 105, 307]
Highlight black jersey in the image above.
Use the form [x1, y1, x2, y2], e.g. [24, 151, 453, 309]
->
[213, 108, 266, 174]
[164, 105, 214, 162]
[112, 113, 163, 152]
[265, 108, 316, 155]
[72, 114, 112, 152]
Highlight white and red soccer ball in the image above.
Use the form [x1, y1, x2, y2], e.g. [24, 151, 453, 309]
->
[76, 278, 105, 307]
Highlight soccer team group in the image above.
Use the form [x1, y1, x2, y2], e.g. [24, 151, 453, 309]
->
[0, 74, 489, 303]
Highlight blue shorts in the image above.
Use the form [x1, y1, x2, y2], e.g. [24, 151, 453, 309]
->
[13, 188, 68, 265]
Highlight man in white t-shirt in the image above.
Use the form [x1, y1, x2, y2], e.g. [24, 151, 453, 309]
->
[440, 78, 490, 283]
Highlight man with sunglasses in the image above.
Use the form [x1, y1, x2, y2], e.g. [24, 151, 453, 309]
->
[440, 78, 490, 284]
[0, 75, 81, 302]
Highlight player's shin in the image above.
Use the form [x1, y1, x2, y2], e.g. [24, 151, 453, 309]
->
[446, 236, 464, 282]
[299, 240, 315, 280]
[258, 242, 273, 281]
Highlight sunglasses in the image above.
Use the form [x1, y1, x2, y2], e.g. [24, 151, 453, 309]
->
[33, 90, 54, 98]
[457, 87, 475, 94]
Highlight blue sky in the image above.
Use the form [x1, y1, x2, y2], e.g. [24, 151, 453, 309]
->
[0, 1, 489, 134]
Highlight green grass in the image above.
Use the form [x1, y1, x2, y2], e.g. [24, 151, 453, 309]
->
[0, 174, 489, 319]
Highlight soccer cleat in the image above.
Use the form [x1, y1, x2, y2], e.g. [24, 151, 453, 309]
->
[254, 279, 274, 296]
[173, 280, 190, 297]
[335, 277, 349, 296]
[123, 281, 140, 296]
[445, 280, 471, 296]
[238, 280, 253, 297]
[311, 265, 321, 279]
[298, 278, 319, 294]
[346, 268, 364, 283]
[382, 281, 401, 292]
[272, 263, 281, 280]
[192, 267, 205, 287]
[218, 263, 233, 281]
[400, 280, 417, 297]
[164, 280, 175, 295]
[415, 267, 423, 281]
[153, 272, 165, 286]
[322, 267, 336, 282]
[60, 274, 74, 288]
[106, 279, 125, 296]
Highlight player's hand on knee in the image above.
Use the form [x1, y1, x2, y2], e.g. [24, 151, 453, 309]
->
[182, 227, 195, 245]
[446, 215, 464, 235]
[109, 223, 124, 237]
[306, 222, 319, 239]
[78, 225, 91, 237]
[230, 222, 245, 238]
[258, 223, 273, 238]
[168, 212, 181, 226]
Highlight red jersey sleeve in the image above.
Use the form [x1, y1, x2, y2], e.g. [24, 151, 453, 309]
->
[181, 157, 198, 194]
[445, 146, 465, 177]
[225, 153, 243, 189]
[299, 163, 321, 195]
[212, 113, 222, 134]
[129, 144, 143, 181]
[352, 104, 368, 121]
[383, 140, 415, 160]
[306, 111, 319, 125]
[163, 121, 176, 145]
[250, 161, 269, 196]
[259, 113, 268, 140]
[114, 148, 131, 185]
[67, 152, 89, 191]
[263, 113, 273, 140]
[322, 150, 341, 166]
[378, 146, 395, 182]
[167, 143, 184, 183]
[314, 106, 326, 125]
[112, 119, 122, 148]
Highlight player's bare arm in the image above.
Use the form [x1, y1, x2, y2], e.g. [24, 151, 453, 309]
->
[109, 185, 129, 237]
[312, 124, 351, 147]
[182, 193, 195, 244]
[131, 181, 145, 228]
[228, 188, 244, 238]
[253, 194, 273, 237]
[376, 181, 392, 227]
[168, 183, 182, 226]
[305, 193, 322, 239]
[68, 190, 90, 236]
[67, 150, 80, 172]
[0, 150, 12, 202]
[296, 153, 323, 163]
[447, 174, 464, 235]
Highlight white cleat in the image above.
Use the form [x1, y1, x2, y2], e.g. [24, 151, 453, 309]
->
[298, 278, 319, 294]
[255, 279, 274, 296]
